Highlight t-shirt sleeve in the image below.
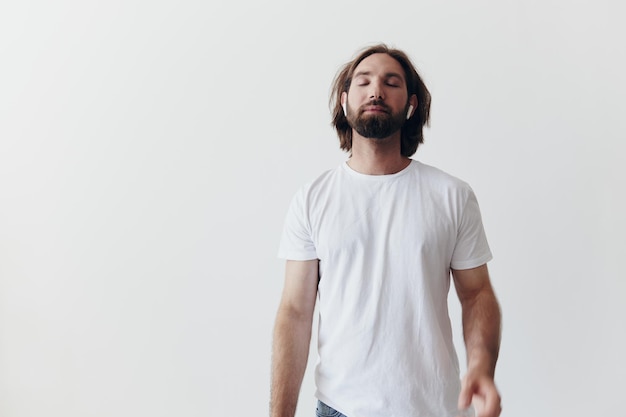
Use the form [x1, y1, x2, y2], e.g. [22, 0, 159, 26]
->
[277, 187, 318, 260]
[450, 188, 493, 270]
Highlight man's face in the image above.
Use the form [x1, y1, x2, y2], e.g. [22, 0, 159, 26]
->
[343, 53, 410, 139]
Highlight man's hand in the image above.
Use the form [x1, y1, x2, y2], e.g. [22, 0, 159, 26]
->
[270, 259, 319, 417]
[458, 368, 501, 417]
[452, 264, 502, 417]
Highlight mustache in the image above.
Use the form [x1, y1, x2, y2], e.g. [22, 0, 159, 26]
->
[359, 99, 391, 113]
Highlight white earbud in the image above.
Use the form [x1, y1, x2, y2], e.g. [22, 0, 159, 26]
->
[342, 102, 347, 116]
[406, 105, 414, 120]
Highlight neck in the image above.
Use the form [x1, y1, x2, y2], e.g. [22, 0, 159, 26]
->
[347, 131, 411, 175]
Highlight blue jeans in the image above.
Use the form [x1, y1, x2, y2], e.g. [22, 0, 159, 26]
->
[316, 400, 347, 417]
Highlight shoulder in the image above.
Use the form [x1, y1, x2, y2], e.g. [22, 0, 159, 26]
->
[285, 165, 344, 213]
[294, 164, 345, 198]
[410, 160, 473, 194]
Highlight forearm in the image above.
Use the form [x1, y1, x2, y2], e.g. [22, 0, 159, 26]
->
[270, 308, 313, 417]
[461, 286, 501, 377]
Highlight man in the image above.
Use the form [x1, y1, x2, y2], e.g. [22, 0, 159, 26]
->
[271, 44, 502, 417]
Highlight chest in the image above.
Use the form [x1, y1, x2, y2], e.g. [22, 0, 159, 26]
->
[309, 181, 460, 263]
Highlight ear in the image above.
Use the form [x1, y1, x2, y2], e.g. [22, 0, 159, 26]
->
[406, 94, 418, 119]
[341, 92, 348, 116]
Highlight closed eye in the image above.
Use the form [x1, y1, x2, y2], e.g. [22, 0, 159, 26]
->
[386, 75, 403, 87]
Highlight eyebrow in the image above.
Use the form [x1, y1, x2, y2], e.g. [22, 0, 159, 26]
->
[353, 70, 405, 81]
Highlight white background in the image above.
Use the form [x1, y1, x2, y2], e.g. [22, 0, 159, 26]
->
[1, 1, 624, 416]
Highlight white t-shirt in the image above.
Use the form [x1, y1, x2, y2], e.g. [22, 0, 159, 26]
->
[278, 160, 492, 417]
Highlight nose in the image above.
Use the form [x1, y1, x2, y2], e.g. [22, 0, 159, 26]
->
[369, 79, 384, 100]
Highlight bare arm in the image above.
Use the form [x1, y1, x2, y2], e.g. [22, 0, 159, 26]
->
[452, 264, 502, 417]
[270, 259, 319, 417]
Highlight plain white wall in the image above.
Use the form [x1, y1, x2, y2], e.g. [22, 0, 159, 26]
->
[1, 1, 624, 416]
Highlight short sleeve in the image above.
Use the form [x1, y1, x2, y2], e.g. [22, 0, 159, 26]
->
[277, 187, 318, 260]
[450, 188, 493, 270]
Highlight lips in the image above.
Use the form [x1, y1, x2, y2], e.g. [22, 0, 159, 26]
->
[362, 105, 389, 114]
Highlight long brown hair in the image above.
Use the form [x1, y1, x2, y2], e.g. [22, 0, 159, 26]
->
[330, 44, 431, 157]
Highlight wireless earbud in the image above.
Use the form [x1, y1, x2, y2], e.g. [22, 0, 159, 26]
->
[342, 102, 347, 116]
[406, 105, 414, 120]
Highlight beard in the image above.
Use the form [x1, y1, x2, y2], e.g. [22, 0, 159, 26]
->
[347, 101, 406, 139]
